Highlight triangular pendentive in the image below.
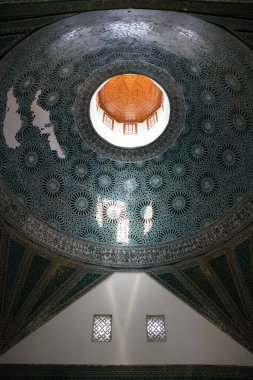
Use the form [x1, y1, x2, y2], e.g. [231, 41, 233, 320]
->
[0, 223, 111, 355]
[150, 226, 253, 353]
[0, 272, 253, 365]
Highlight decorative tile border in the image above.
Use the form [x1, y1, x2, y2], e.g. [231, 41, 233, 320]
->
[0, 9, 252, 267]
[0, 3, 252, 364]
[1, 179, 251, 267]
[75, 61, 185, 162]
[149, 226, 253, 353]
[0, 180, 252, 268]
[0, 364, 253, 379]
[0, 1, 253, 19]
[0, 221, 112, 354]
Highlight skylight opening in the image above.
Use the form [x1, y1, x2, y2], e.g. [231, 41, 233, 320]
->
[90, 74, 170, 148]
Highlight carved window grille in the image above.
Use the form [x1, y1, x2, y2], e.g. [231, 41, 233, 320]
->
[103, 112, 114, 130]
[92, 315, 112, 342]
[147, 111, 158, 130]
[123, 123, 138, 135]
[146, 315, 166, 342]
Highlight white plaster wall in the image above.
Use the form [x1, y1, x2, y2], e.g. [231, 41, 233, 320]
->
[0, 273, 253, 365]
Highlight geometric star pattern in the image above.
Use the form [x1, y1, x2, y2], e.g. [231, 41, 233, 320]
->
[146, 315, 166, 342]
[92, 315, 112, 342]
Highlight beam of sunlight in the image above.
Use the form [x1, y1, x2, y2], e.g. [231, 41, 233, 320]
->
[96, 195, 103, 228]
[144, 203, 153, 235]
[106, 273, 142, 363]
[117, 217, 129, 244]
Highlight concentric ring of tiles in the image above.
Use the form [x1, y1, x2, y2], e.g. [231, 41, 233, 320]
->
[75, 62, 184, 161]
[0, 10, 252, 267]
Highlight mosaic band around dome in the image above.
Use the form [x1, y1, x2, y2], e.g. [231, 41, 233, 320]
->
[75, 61, 185, 161]
[0, 181, 252, 268]
[0, 10, 252, 268]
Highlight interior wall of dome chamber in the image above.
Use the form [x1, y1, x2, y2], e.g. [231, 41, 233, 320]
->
[0, 9, 252, 267]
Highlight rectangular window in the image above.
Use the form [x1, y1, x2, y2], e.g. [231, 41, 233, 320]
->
[123, 123, 138, 135]
[92, 314, 112, 342]
[147, 111, 158, 130]
[103, 112, 114, 130]
[146, 315, 166, 342]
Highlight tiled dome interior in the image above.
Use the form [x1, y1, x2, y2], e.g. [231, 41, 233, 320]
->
[0, 10, 252, 267]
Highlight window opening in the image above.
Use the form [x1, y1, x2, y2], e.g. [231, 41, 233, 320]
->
[92, 314, 112, 342]
[146, 315, 166, 342]
[103, 112, 114, 130]
[123, 123, 138, 135]
[147, 111, 158, 130]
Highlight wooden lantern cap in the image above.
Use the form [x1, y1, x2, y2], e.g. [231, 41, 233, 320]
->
[98, 74, 163, 123]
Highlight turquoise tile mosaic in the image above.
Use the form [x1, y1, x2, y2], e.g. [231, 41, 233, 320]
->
[56, 272, 105, 307]
[31, 266, 76, 315]
[1, 363, 253, 380]
[150, 229, 253, 352]
[14, 254, 51, 315]
[3, 240, 24, 308]
[235, 239, 253, 297]
[0, 223, 110, 354]
[0, 6, 253, 356]
[183, 266, 230, 317]
[0, 10, 252, 267]
[155, 272, 202, 308]
[209, 254, 246, 318]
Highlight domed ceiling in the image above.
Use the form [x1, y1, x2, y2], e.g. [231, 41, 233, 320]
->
[0, 10, 252, 268]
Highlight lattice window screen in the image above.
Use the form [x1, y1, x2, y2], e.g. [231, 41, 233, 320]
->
[103, 112, 114, 130]
[123, 123, 138, 135]
[147, 111, 158, 130]
[146, 315, 166, 342]
[92, 315, 112, 342]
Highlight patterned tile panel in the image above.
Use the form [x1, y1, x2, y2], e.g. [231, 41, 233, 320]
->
[0, 14, 71, 59]
[0, 0, 252, 19]
[0, 35, 25, 56]
[30, 266, 77, 315]
[0, 10, 252, 268]
[150, 226, 253, 352]
[183, 266, 230, 317]
[236, 32, 253, 49]
[0, 5, 252, 358]
[209, 254, 246, 318]
[234, 239, 253, 297]
[3, 240, 25, 308]
[13, 254, 51, 315]
[155, 272, 202, 308]
[0, 222, 111, 355]
[0, 229, 2, 252]
[56, 272, 106, 307]
[1, 363, 253, 379]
